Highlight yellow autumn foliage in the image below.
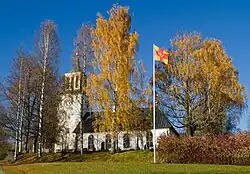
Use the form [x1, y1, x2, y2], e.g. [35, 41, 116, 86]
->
[86, 5, 139, 134]
[156, 32, 247, 135]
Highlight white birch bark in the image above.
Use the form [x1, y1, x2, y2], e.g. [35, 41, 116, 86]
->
[37, 31, 49, 158]
[14, 58, 23, 160]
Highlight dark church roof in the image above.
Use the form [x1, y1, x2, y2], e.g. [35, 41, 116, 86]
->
[73, 108, 178, 136]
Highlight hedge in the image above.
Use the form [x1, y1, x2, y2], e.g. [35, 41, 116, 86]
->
[157, 133, 250, 165]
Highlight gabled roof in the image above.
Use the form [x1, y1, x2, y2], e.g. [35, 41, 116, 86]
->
[73, 108, 179, 136]
[73, 111, 101, 134]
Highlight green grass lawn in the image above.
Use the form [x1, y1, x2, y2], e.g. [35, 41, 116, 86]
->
[2, 162, 250, 174]
[1, 151, 250, 174]
[8, 150, 153, 164]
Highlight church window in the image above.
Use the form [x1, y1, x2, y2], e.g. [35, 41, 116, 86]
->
[88, 135, 94, 150]
[105, 134, 112, 150]
[123, 133, 130, 148]
[146, 131, 153, 148]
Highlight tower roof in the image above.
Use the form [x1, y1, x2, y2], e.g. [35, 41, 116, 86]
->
[71, 52, 82, 72]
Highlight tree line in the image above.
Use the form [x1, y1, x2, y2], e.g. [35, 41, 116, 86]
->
[0, 21, 61, 159]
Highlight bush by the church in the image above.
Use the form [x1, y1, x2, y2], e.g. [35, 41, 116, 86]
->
[157, 133, 250, 165]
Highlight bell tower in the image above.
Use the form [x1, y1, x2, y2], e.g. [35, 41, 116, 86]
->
[64, 52, 87, 92]
[56, 52, 89, 152]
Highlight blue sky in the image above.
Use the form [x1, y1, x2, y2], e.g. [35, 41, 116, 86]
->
[0, 0, 249, 130]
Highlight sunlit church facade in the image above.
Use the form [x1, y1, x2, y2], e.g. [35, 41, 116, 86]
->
[55, 55, 178, 152]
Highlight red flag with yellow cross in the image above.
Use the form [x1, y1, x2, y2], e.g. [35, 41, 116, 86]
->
[153, 44, 169, 65]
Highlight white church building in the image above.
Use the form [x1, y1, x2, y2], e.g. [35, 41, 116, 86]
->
[55, 63, 178, 152]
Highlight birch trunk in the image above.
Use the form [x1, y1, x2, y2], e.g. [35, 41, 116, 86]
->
[18, 93, 25, 153]
[80, 73, 86, 155]
[14, 58, 23, 160]
[37, 32, 49, 158]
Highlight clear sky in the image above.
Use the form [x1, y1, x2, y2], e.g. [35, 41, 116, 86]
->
[0, 0, 249, 130]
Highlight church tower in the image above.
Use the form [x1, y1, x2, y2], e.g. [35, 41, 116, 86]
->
[64, 52, 87, 93]
[56, 52, 89, 152]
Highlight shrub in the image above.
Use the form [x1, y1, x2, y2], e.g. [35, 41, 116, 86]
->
[157, 133, 250, 165]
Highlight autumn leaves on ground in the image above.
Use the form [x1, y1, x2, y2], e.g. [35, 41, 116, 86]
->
[0, 3, 248, 174]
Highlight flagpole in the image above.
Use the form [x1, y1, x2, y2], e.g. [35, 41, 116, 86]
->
[153, 45, 156, 164]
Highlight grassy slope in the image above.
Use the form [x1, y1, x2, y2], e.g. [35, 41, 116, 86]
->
[10, 150, 153, 164]
[1, 151, 250, 174]
[2, 162, 250, 174]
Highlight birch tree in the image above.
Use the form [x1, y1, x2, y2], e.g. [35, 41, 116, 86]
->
[72, 23, 94, 73]
[59, 24, 94, 154]
[3, 50, 38, 157]
[156, 32, 202, 136]
[36, 20, 60, 157]
[87, 4, 139, 151]
[0, 79, 11, 158]
[73, 24, 93, 154]
[1, 21, 61, 157]
[4, 49, 25, 159]
[156, 32, 247, 135]
[21, 56, 39, 153]
[193, 39, 247, 134]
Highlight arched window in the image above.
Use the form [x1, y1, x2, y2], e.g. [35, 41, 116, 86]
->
[123, 133, 130, 148]
[88, 135, 94, 150]
[105, 134, 112, 150]
[146, 131, 153, 148]
[136, 133, 143, 149]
